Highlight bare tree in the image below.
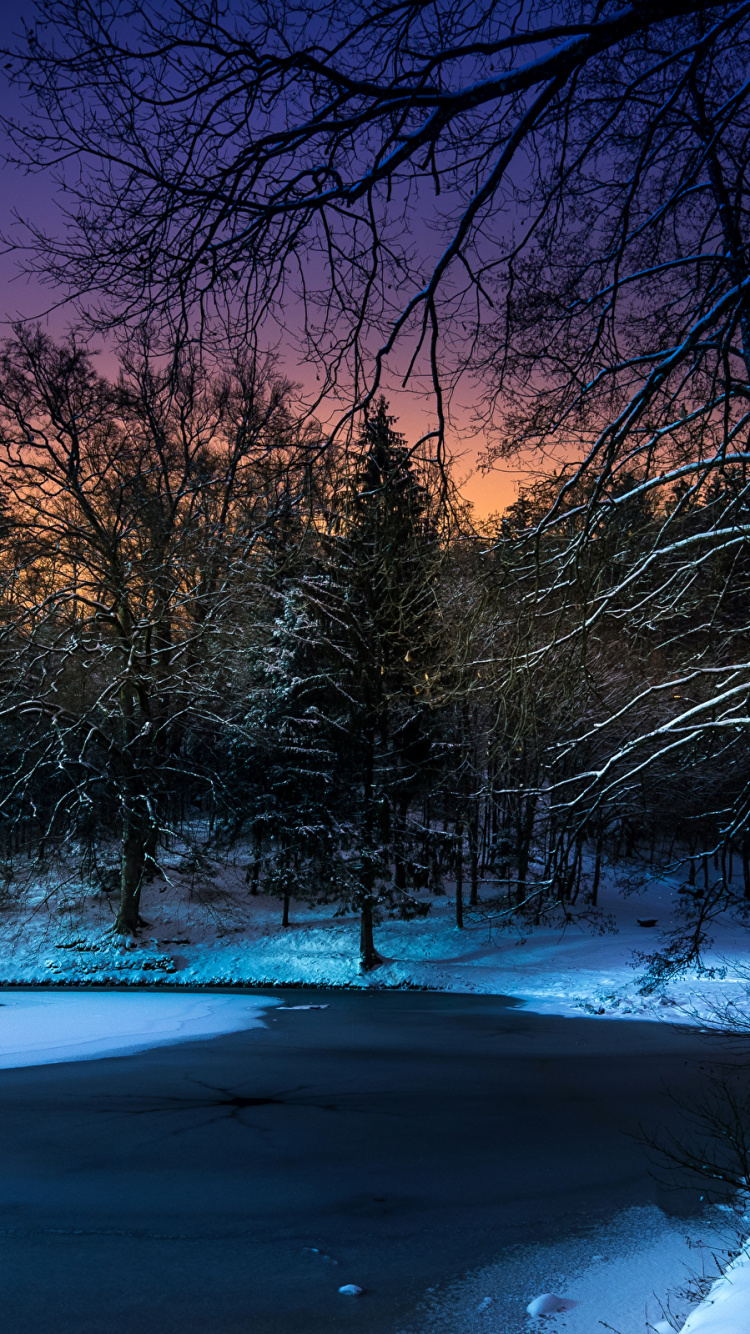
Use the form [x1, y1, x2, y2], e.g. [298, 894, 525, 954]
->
[4, 2, 750, 756]
[0, 2, 730, 423]
[0, 325, 302, 932]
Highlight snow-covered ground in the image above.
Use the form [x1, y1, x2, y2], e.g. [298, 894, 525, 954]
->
[0, 856, 748, 1026]
[0, 989, 281, 1067]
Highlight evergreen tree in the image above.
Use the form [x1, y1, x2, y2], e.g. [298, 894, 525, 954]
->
[251, 400, 443, 967]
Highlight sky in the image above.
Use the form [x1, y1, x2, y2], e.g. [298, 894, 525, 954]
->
[0, 1, 529, 518]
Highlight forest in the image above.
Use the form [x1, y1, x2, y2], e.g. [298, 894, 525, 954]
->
[0, 0, 746, 980]
[0, 322, 745, 976]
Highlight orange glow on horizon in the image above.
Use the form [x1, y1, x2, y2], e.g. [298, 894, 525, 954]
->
[458, 459, 529, 518]
[0, 304, 529, 517]
[385, 397, 531, 519]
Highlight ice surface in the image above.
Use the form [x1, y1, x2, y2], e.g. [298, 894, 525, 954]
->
[397, 1205, 733, 1334]
[0, 990, 281, 1068]
[2, 860, 750, 1331]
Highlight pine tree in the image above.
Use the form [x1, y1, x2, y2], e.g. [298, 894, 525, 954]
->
[250, 400, 443, 967]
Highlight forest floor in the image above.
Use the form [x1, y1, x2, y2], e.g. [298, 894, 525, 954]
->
[0, 849, 748, 1027]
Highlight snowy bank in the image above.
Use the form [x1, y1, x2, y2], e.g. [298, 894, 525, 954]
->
[0, 990, 280, 1067]
[0, 856, 749, 1026]
[0, 877, 748, 1027]
[680, 1239, 750, 1333]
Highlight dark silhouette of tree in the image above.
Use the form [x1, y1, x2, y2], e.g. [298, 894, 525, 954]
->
[248, 399, 442, 967]
[0, 2, 728, 429]
[6, 2, 750, 835]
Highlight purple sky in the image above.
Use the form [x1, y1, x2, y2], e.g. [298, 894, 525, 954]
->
[0, 3, 83, 337]
[0, 3, 525, 515]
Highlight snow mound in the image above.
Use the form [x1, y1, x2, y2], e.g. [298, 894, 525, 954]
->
[527, 1292, 578, 1315]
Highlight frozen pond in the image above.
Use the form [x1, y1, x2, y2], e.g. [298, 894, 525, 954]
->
[0, 989, 736, 1332]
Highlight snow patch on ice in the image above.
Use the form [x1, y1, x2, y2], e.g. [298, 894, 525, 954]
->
[397, 1205, 731, 1334]
[0, 990, 281, 1068]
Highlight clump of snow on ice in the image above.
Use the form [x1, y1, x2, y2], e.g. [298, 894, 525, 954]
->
[338, 1283, 364, 1296]
[527, 1292, 578, 1315]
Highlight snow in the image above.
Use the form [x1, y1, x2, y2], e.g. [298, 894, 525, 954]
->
[400, 1204, 738, 1334]
[4, 853, 747, 1323]
[0, 990, 281, 1067]
[0, 857, 748, 1027]
[1, 855, 750, 1332]
[680, 1240, 750, 1333]
[527, 1293, 578, 1315]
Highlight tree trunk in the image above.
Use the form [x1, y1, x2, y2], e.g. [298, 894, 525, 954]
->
[455, 818, 464, 929]
[393, 799, 407, 892]
[516, 794, 537, 903]
[591, 831, 603, 907]
[564, 839, 577, 902]
[469, 804, 479, 906]
[569, 835, 583, 904]
[359, 731, 382, 970]
[143, 817, 158, 882]
[282, 892, 290, 927]
[359, 897, 381, 970]
[115, 793, 147, 934]
[246, 823, 262, 895]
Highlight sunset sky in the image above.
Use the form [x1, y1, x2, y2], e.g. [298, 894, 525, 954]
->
[0, 1, 531, 518]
